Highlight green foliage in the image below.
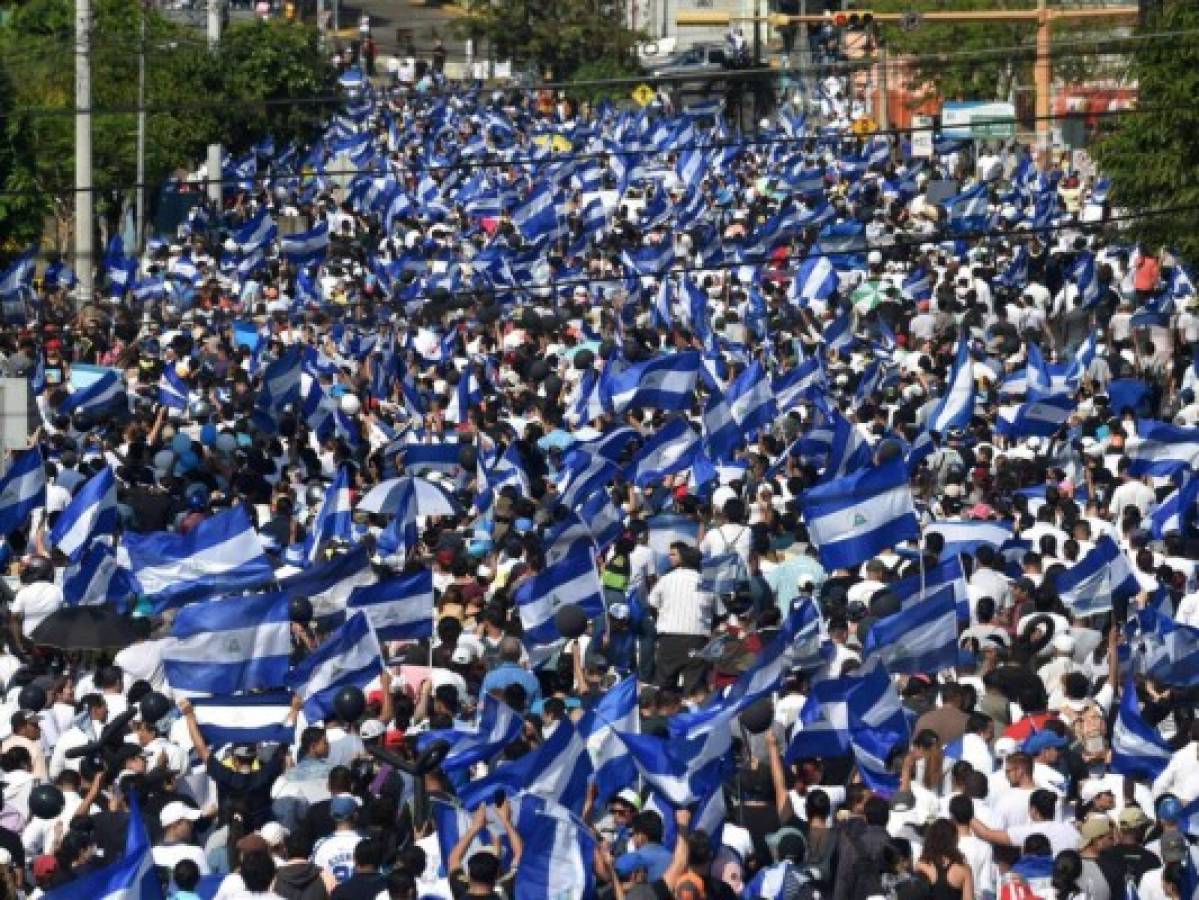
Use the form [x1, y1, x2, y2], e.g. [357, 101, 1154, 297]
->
[454, 0, 643, 81]
[1092, 2, 1199, 263]
[570, 57, 645, 103]
[0, 0, 335, 243]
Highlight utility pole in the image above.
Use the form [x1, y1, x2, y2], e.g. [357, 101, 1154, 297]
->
[75, 0, 94, 302]
[877, 35, 889, 131]
[206, 0, 223, 209]
[135, 1, 146, 253]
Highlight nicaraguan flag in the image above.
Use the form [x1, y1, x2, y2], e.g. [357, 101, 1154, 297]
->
[49, 465, 117, 561]
[0, 447, 45, 536]
[307, 467, 353, 563]
[995, 392, 1075, 439]
[863, 584, 962, 674]
[280, 220, 330, 265]
[1110, 676, 1172, 781]
[124, 505, 273, 610]
[1052, 534, 1139, 617]
[927, 332, 975, 434]
[1128, 419, 1199, 477]
[772, 356, 824, 413]
[0, 246, 37, 297]
[418, 693, 523, 773]
[234, 206, 278, 253]
[190, 691, 296, 747]
[347, 567, 433, 641]
[514, 545, 605, 648]
[625, 417, 701, 487]
[615, 729, 727, 807]
[1150, 471, 1199, 539]
[162, 591, 293, 695]
[287, 611, 383, 722]
[58, 370, 125, 417]
[802, 459, 919, 570]
[278, 543, 376, 628]
[512, 795, 597, 900]
[457, 718, 593, 814]
[924, 518, 1013, 559]
[603, 351, 701, 414]
[63, 543, 137, 608]
[789, 256, 838, 306]
[43, 793, 160, 900]
[158, 363, 190, 412]
[822, 311, 854, 354]
[579, 675, 638, 806]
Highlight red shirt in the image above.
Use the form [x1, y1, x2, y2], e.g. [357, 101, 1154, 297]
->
[1003, 711, 1058, 742]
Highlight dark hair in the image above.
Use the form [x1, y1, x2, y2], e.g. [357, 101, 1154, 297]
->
[354, 838, 383, 869]
[805, 788, 832, 821]
[948, 795, 974, 826]
[864, 796, 891, 827]
[466, 851, 500, 885]
[631, 810, 664, 844]
[173, 859, 201, 891]
[1029, 789, 1057, 821]
[1051, 850, 1083, 897]
[387, 870, 416, 900]
[285, 832, 314, 860]
[1022, 833, 1052, 857]
[920, 819, 964, 866]
[240, 851, 276, 892]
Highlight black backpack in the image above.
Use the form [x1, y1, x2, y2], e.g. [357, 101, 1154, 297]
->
[843, 829, 886, 900]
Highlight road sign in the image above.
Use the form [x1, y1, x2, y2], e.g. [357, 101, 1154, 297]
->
[942, 101, 1016, 139]
[631, 84, 656, 107]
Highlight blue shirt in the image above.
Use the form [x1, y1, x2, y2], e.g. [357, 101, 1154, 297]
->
[480, 662, 542, 706]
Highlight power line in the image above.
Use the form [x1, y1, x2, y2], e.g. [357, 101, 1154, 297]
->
[0, 103, 1157, 200]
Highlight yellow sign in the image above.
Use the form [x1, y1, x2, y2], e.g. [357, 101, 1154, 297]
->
[631, 84, 656, 107]
[850, 116, 878, 135]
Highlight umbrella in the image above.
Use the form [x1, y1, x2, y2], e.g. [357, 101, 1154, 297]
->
[851, 280, 887, 313]
[357, 476, 462, 517]
[32, 607, 141, 650]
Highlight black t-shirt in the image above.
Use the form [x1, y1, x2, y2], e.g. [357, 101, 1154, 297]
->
[330, 872, 386, 900]
[1100, 844, 1160, 884]
[447, 867, 512, 900]
[0, 826, 23, 871]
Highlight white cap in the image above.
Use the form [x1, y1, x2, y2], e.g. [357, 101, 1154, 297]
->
[259, 822, 289, 846]
[359, 719, 387, 741]
[1053, 634, 1076, 654]
[1079, 778, 1114, 803]
[993, 737, 1019, 760]
[867, 250, 883, 265]
[160, 801, 202, 827]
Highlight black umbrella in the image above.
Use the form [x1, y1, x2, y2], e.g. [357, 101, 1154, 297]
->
[31, 607, 141, 650]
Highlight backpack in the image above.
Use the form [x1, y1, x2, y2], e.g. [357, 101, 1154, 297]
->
[843, 828, 886, 900]
[700, 526, 750, 598]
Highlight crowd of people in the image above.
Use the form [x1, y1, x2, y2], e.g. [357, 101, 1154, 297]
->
[0, 59, 1195, 900]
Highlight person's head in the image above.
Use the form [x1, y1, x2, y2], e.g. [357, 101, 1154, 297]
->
[948, 794, 974, 827]
[1028, 789, 1056, 823]
[328, 766, 353, 795]
[10, 710, 40, 741]
[863, 796, 890, 827]
[330, 795, 358, 828]
[354, 838, 383, 872]
[630, 810, 664, 848]
[1079, 816, 1114, 855]
[386, 870, 417, 900]
[465, 851, 500, 888]
[240, 851, 276, 893]
[609, 791, 640, 826]
[1051, 850, 1083, 894]
[920, 819, 961, 865]
[805, 788, 831, 823]
[160, 801, 201, 841]
[80, 693, 108, 723]
[1004, 752, 1033, 787]
[173, 859, 201, 893]
[299, 726, 329, 760]
[498, 636, 523, 664]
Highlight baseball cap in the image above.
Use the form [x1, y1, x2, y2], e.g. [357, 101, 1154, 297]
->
[1022, 730, 1068, 754]
[359, 719, 386, 741]
[330, 795, 359, 822]
[259, 822, 289, 847]
[1079, 779, 1115, 803]
[612, 789, 642, 812]
[160, 801, 202, 827]
[32, 856, 58, 880]
[993, 737, 1018, 760]
[1159, 797, 1185, 822]
[1117, 807, 1150, 830]
[1079, 816, 1113, 847]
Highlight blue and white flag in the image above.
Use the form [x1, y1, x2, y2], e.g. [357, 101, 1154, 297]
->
[1052, 534, 1139, 617]
[513, 795, 596, 900]
[63, 542, 137, 609]
[946, 183, 991, 233]
[773, 356, 824, 413]
[278, 544, 376, 628]
[234, 207, 278, 253]
[512, 182, 565, 244]
[927, 332, 974, 434]
[1128, 419, 1199, 477]
[158, 363, 190, 412]
[307, 467, 353, 563]
[421, 694, 523, 773]
[1150, 471, 1199, 539]
[0, 447, 44, 536]
[43, 794, 160, 900]
[49, 466, 117, 561]
[790, 256, 838, 305]
[162, 591, 293, 695]
[924, 519, 1013, 560]
[1110, 677, 1172, 781]
[801, 459, 919, 569]
[995, 392, 1074, 439]
[57, 370, 125, 417]
[280, 220, 330, 265]
[514, 546, 605, 648]
[287, 611, 383, 721]
[889, 555, 969, 618]
[615, 729, 726, 807]
[604, 352, 701, 413]
[125, 506, 273, 610]
[822, 311, 854, 354]
[625, 417, 701, 487]
[190, 691, 296, 748]
[0, 246, 37, 298]
[579, 675, 639, 805]
[863, 585, 961, 674]
[1131, 606, 1199, 687]
[444, 369, 483, 425]
[458, 718, 593, 814]
[746, 863, 811, 900]
[347, 568, 434, 641]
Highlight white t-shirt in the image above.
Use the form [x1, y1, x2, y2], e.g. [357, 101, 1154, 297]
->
[1006, 821, 1081, 856]
[312, 831, 362, 884]
[152, 842, 211, 875]
[12, 582, 64, 635]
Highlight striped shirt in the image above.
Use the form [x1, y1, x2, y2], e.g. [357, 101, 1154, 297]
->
[648, 568, 714, 637]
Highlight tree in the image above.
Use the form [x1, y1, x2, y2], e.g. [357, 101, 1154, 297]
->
[1092, 2, 1199, 263]
[453, 0, 643, 81]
